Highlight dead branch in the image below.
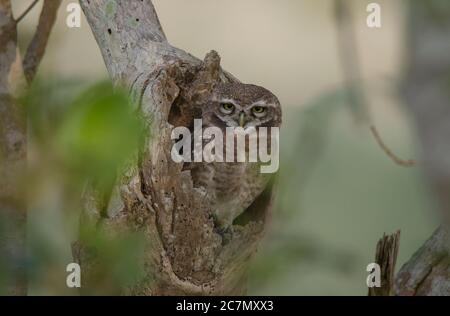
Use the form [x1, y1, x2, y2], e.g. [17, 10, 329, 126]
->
[368, 231, 400, 296]
[76, 0, 276, 295]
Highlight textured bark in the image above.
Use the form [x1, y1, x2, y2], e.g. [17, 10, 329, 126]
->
[76, 0, 276, 295]
[1, 0, 61, 295]
[0, 0, 26, 295]
[369, 231, 400, 296]
[395, 228, 450, 295]
[393, 1, 450, 296]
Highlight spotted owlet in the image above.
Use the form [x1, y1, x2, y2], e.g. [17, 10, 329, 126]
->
[190, 82, 282, 231]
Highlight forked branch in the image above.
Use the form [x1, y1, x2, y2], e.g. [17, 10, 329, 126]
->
[77, 0, 275, 295]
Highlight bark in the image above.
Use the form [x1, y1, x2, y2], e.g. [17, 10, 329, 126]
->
[393, 0, 450, 296]
[1, 0, 61, 295]
[395, 228, 449, 295]
[369, 231, 400, 296]
[0, 0, 26, 295]
[23, 0, 62, 83]
[76, 0, 276, 295]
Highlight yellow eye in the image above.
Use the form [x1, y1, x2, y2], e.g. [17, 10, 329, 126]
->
[252, 106, 266, 114]
[221, 103, 235, 112]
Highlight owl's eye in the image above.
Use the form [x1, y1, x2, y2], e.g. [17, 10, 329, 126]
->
[220, 103, 235, 114]
[252, 106, 266, 115]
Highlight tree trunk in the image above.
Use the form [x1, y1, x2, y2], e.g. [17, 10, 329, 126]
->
[76, 0, 276, 295]
[1, 0, 62, 295]
[0, 0, 27, 295]
[393, 0, 450, 296]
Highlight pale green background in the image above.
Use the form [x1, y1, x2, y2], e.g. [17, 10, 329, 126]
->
[12, 0, 437, 295]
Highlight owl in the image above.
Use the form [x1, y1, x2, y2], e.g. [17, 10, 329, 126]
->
[190, 82, 282, 232]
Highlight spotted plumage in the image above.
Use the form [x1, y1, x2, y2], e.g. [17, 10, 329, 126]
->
[191, 82, 282, 230]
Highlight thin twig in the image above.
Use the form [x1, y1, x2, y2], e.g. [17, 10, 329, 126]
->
[23, 0, 62, 83]
[335, 1, 416, 168]
[370, 125, 416, 167]
[15, 0, 40, 23]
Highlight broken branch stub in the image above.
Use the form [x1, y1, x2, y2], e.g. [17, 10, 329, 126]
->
[77, 0, 276, 295]
[368, 231, 400, 296]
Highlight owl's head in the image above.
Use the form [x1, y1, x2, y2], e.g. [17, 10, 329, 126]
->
[202, 83, 282, 129]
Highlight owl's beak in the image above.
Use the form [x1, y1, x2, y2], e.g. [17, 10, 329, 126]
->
[239, 112, 246, 127]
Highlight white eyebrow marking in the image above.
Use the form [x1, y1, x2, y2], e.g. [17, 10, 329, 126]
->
[251, 100, 278, 108]
[251, 100, 267, 107]
[212, 97, 239, 106]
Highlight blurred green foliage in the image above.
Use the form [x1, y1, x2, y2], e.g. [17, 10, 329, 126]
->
[76, 223, 148, 295]
[25, 80, 145, 186]
[55, 83, 144, 181]
[14, 79, 148, 295]
[0, 79, 437, 295]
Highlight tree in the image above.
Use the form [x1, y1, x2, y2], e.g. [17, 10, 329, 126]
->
[1, 0, 449, 296]
[393, 1, 450, 296]
[0, 0, 61, 295]
[369, 1, 450, 296]
[73, 0, 276, 295]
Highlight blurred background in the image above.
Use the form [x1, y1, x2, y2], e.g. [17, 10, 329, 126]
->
[8, 0, 437, 295]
